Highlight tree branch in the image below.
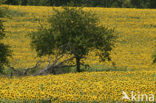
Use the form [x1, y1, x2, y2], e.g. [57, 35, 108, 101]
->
[23, 60, 44, 75]
[8, 60, 46, 76]
[35, 56, 76, 75]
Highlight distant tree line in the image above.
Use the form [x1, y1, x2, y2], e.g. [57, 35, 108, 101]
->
[3, 0, 156, 8]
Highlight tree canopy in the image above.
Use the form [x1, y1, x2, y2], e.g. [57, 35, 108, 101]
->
[3, 0, 156, 8]
[0, 20, 11, 73]
[30, 6, 116, 73]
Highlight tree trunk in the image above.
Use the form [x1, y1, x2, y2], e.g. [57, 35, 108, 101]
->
[76, 56, 81, 72]
[51, 67, 56, 74]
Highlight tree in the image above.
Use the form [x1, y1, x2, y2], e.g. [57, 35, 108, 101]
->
[3, 0, 155, 8]
[150, 0, 156, 8]
[0, 2, 11, 73]
[0, 0, 6, 4]
[153, 54, 156, 64]
[0, 20, 11, 73]
[152, 50, 156, 64]
[0, 0, 7, 17]
[30, 6, 116, 74]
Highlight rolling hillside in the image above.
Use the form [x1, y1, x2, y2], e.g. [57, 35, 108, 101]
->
[0, 5, 155, 103]
[1, 5, 156, 71]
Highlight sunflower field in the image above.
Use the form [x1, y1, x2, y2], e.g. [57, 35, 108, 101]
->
[0, 5, 155, 102]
